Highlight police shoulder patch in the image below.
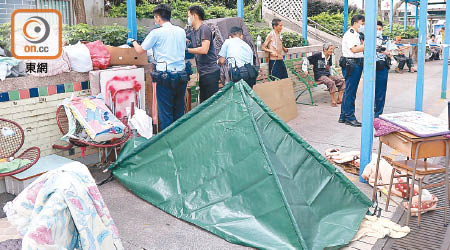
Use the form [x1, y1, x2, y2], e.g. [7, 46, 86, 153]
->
[350, 29, 354, 34]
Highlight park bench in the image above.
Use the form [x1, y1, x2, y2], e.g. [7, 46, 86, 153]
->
[285, 58, 319, 106]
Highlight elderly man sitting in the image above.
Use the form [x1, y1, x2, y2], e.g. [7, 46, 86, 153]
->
[307, 43, 345, 107]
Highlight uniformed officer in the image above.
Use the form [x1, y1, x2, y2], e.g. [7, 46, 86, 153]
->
[127, 4, 189, 131]
[218, 26, 257, 88]
[338, 15, 365, 127]
[374, 21, 391, 118]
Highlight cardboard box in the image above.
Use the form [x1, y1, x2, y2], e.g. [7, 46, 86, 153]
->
[253, 78, 298, 122]
[106, 46, 148, 66]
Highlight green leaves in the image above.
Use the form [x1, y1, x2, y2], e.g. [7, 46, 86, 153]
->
[309, 11, 358, 36]
[246, 24, 304, 48]
[383, 24, 418, 39]
[281, 32, 305, 48]
[62, 24, 148, 46]
[107, 0, 260, 23]
[0, 23, 11, 50]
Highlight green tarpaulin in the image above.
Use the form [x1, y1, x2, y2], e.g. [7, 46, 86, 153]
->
[110, 81, 372, 250]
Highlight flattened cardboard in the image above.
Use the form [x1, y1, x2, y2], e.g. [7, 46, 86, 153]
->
[106, 46, 148, 66]
[253, 78, 298, 122]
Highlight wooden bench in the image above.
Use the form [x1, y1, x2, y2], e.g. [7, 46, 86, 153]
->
[285, 58, 319, 106]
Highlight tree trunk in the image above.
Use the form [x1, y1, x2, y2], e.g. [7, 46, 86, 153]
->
[73, 0, 87, 24]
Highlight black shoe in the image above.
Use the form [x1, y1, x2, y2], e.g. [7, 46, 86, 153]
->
[338, 118, 346, 123]
[345, 120, 362, 127]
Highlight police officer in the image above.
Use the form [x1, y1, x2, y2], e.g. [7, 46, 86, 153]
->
[127, 4, 189, 131]
[374, 21, 391, 118]
[339, 15, 365, 127]
[218, 26, 257, 88]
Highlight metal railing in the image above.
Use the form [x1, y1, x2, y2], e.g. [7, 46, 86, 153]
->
[307, 18, 343, 38]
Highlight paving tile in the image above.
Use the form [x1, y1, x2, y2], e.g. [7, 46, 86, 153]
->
[73, 82, 82, 91]
[19, 89, 29, 99]
[38, 86, 48, 96]
[29, 88, 39, 98]
[48, 85, 57, 95]
[56, 84, 65, 93]
[64, 83, 74, 92]
[8, 90, 19, 101]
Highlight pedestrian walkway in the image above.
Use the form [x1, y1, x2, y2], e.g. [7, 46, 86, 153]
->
[289, 60, 450, 249]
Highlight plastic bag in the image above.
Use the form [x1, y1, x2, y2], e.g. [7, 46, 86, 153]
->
[25, 50, 71, 77]
[127, 107, 153, 139]
[63, 42, 93, 72]
[85, 40, 111, 70]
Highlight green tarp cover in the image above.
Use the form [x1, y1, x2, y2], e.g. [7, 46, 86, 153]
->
[110, 81, 372, 250]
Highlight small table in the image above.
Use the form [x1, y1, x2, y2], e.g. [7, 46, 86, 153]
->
[371, 131, 450, 226]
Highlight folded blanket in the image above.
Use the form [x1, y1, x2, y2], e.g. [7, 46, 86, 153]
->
[0, 159, 30, 173]
[4, 162, 123, 250]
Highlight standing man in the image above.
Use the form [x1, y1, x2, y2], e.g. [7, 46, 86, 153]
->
[262, 18, 289, 80]
[218, 26, 257, 88]
[127, 4, 188, 131]
[374, 21, 391, 118]
[187, 5, 221, 103]
[338, 15, 365, 127]
[307, 43, 345, 107]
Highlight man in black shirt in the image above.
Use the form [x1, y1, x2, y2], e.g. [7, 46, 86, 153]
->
[307, 43, 344, 107]
[187, 5, 220, 103]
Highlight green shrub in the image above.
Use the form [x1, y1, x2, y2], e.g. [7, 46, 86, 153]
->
[309, 11, 355, 36]
[281, 32, 305, 48]
[307, 0, 360, 17]
[0, 23, 11, 50]
[63, 23, 148, 46]
[107, 0, 260, 23]
[247, 23, 304, 48]
[383, 24, 418, 39]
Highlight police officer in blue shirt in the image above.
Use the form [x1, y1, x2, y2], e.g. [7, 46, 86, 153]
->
[338, 15, 365, 127]
[218, 26, 257, 88]
[127, 4, 189, 131]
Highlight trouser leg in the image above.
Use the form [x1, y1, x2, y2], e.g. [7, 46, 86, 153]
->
[156, 83, 175, 131]
[339, 63, 363, 121]
[173, 81, 188, 121]
[199, 70, 220, 103]
[374, 68, 389, 118]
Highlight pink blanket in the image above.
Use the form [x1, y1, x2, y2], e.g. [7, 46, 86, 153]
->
[373, 118, 450, 138]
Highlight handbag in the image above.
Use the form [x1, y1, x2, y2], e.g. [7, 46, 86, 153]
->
[227, 57, 241, 82]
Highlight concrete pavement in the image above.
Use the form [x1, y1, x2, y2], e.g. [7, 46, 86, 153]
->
[38, 60, 450, 249]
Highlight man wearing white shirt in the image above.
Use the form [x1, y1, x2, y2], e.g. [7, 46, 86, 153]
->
[218, 26, 257, 88]
[338, 15, 365, 127]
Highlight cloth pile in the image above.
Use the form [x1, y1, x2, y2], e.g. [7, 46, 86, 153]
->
[0, 159, 30, 173]
[352, 215, 410, 241]
[3, 162, 123, 249]
[0, 57, 26, 81]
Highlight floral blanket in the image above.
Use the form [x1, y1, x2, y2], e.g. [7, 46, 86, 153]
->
[3, 162, 123, 250]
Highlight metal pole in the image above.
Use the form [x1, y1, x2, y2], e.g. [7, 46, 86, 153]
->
[302, 0, 308, 45]
[390, 0, 394, 33]
[404, 0, 408, 31]
[415, 0, 428, 111]
[441, 0, 450, 99]
[415, 5, 418, 30]
[360, 0, 377, 182]
[237, 0, 244, 18]
[344, 0, 349, 34]
[127, 0, 137, 39]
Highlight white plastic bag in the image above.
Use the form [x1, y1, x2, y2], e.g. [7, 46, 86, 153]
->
[63, 42, 93, 72]
[127, 108, 153, 139]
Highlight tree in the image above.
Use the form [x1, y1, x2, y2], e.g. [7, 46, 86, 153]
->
[73, 0, 87, 24]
